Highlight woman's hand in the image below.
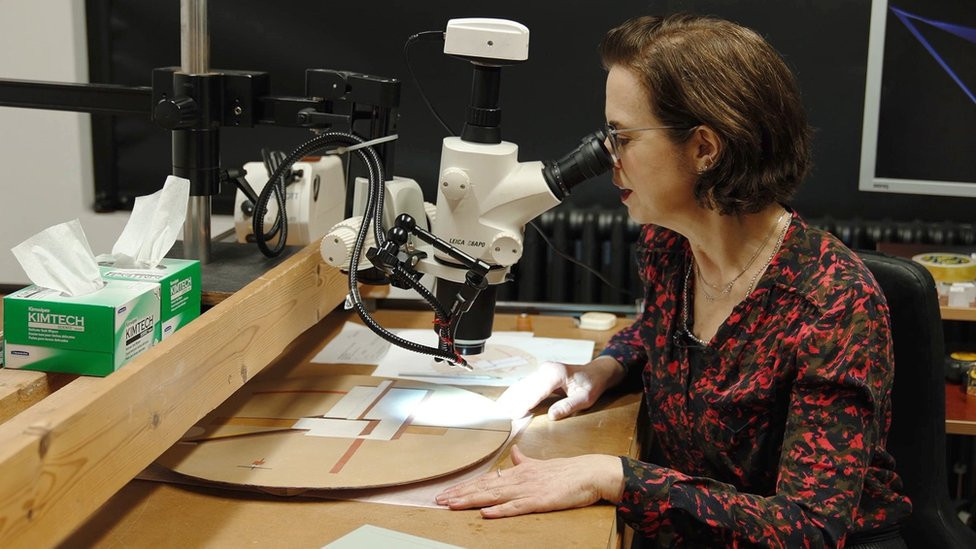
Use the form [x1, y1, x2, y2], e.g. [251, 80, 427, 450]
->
[435, 445, 624, 518]
[495, 356, 626, 420]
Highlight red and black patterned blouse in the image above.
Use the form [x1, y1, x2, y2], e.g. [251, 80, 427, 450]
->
[600, 212, 912, 547]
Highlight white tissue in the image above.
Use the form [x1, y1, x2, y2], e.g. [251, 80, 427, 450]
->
[11, 219, 104, 297]
[101, 176, 190, 268]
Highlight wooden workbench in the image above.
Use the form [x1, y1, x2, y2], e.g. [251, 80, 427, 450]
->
[69, 310, 640, 548]
[2, 274, 642, 547]
[0, 243, 349, 547]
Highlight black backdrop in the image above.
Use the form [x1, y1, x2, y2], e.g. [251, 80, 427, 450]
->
[86, 0, 976, 222]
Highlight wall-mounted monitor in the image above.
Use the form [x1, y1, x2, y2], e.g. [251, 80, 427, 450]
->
[859, 0, 975, 197]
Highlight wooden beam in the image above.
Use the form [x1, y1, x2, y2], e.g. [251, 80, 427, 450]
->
[0, 243, 347, 548]
[0, 370, 75, 424]
[0, 300, 77, 424]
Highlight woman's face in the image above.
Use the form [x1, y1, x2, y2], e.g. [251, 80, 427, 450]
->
[604, 65, 698, 225]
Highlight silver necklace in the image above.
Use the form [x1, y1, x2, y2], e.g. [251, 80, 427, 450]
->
[681, 211, 793, 347]
[744, 211, 792, 297]
[695, 210, 788, 302]
[681, 262, 710, 347]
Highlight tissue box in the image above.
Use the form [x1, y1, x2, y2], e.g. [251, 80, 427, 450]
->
[99, 258, 201, 339]
[3, 281, 160, 376]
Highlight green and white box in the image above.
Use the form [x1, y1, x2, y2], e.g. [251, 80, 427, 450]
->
[99, 258, 201, 340]
[3, 281, 161, 376]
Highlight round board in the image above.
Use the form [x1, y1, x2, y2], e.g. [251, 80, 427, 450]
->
[157, 374, 511, 491]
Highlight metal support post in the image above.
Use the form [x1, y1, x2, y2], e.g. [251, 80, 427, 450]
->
[180, 0, 212, 263]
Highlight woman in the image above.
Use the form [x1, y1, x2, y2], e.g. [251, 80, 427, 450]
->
[435, 14, 911, 548]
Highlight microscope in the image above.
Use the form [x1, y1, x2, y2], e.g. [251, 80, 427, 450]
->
[321, 18, 612, 367]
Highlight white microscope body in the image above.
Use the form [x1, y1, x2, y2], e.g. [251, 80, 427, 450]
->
[321, 18, 610, 355]
[233, 156, 345, 246]
[423, 138, 559, 284]
[321, 175, 429, 269]
[323, 19, 546, 280]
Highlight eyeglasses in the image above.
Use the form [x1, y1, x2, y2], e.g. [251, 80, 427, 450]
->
[604, 123, 689, 166]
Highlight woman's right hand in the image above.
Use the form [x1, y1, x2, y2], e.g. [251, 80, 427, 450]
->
[495, 356, 626, 420]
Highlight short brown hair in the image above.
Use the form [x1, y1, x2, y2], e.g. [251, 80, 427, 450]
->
[600, 14, 812, 215]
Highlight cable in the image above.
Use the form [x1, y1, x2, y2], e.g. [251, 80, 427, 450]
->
[252, 136, 319, 257]
[404, 31, 456, 136]
[389, 263, 448, 319]
[255, 148, 289, 241]
[312, 132, 463, 365]
[527, 220, 635, 300]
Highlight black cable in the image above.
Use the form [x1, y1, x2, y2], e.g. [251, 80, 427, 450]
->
[404, 31, 456, 137]
[252, 133, 388, 258]
[387, 262, 458, 356]
[257, 157, 289, 253]
[389, 263, 448, 320]
[253, 136, 323, 257]
[257, 148, 288, 240]
[527, 220, 635, 300]
[350, 227, 463, 366]
[328, 133, 464, 365]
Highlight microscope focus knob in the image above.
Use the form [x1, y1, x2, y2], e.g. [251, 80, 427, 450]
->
[439, 168, 471, 201]
[320, 216, 376, 271]
[154, 96, 199, 130]
[490, 231, 523, 266]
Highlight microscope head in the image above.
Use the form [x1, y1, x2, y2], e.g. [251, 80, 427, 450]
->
[444, 19, 529, 67]
[430, 129, 613, 356]
[443, 19, 531, 146]
[321, 18, 612, 364]
[403, 19, 616, 357]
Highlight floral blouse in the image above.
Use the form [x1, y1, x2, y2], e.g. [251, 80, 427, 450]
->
[600, 213, 911, 547]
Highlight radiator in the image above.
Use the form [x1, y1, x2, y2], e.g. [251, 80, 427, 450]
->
[497, 209, 642, 305]
[497, 208, 976, 306]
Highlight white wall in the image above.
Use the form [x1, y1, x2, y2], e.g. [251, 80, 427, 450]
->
[0, 1, 230, 286]
[0, 1, 115, 285]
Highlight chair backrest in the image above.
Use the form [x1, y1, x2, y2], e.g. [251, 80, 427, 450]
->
[857, 250, 976, 548]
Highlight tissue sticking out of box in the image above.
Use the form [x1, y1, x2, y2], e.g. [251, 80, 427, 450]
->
[11, 218, 105, 297]
[99, 176, 190, 269]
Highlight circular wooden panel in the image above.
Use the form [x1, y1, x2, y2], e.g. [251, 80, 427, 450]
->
[157, 375, 511, 491]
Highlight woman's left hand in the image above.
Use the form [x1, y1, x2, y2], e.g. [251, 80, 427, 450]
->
[435, 445, 625, 518]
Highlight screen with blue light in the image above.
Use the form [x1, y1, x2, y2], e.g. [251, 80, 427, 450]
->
[860, 0, 976, 197]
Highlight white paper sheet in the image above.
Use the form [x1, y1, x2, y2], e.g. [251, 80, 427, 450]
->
[293, 417, 371, 438]
[373, 329, 594, 386]
[296, 389, 427, 441]
[323, 524, 462, 549]
[311, 322, 392, 365]
[324, 384, 390, 419]
[311, 323, 536, 368]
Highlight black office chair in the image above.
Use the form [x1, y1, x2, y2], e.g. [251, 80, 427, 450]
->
[858, 250, 976, 548]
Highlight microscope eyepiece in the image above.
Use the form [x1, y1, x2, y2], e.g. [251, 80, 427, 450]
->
[542, 130, 613, 199]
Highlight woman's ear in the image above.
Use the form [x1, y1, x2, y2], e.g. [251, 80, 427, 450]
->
[690, 125, 722, 173]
